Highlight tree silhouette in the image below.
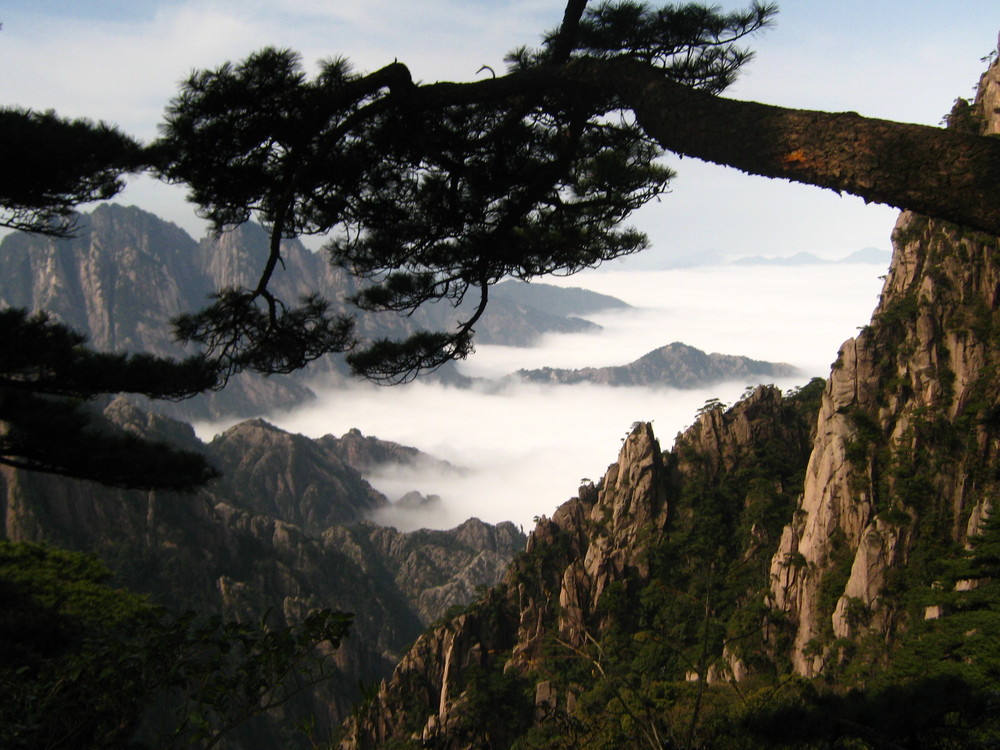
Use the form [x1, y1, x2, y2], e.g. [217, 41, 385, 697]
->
[5, 0, 1000, 479]
[152, 0, 1000, 384]
[0, 309, 217, 490]
[0, 108, 144, 237]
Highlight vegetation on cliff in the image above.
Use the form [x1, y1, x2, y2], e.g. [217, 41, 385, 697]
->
[7, 2, 1000, 748]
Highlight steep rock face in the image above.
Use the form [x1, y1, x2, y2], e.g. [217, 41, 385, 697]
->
[768, 59, 1000, 676]
[516, 341, 797, 387]
[0, 204, 206, 354]
[328, 518, 525, 626]
[341, 386, 817, 748]
[338, 425, 666, 748]
[0, 207, 619, 418]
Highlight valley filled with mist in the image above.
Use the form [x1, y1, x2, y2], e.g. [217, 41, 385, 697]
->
[199, 262, 887, 532]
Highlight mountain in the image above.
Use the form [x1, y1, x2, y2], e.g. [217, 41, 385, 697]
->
[733, 247, 892, 266]
[0, 206, 620, 419]
[0, 398, 525, 744]
[515, 341, 798, 387]
[490, 279, 630, 317]
[340, 59, 1000, 748]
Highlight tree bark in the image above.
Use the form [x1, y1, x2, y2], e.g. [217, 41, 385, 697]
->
[588, 58, 1000, 237]
[425, 58, 1000, 237]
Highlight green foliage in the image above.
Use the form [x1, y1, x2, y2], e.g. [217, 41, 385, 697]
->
[885, 513, 1000, 690]
[524, 0, 777, 93]
[172, 288, 355, 382]
[455, 663, 535, 749]
[728, 675, 1000, 749]
[0, 541, 352, 749]
[0, 107, 145, 237]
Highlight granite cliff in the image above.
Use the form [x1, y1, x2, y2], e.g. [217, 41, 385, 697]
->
[766, 58, 1000, 678]
[0, 207, 617, 419]
[341, 382, 821, 748]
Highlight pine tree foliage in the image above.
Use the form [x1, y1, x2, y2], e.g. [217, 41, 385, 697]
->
[154, 2, 775, 383]
[0, 541, 352, 749]
[0, 309, 218, 490]
[0, 108, 144, 237]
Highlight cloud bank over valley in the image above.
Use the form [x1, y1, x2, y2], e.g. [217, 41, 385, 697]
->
[197, 263, 885, 532]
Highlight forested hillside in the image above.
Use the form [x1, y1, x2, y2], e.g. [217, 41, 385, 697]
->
[0, 398, 524, 747]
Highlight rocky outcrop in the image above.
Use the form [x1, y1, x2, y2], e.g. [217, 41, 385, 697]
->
[204, 419, 387, 533]
[516, 341, 797, 387]
[341, 385, 818, 748]
[767, 59, 1000, 677]
[338, 426, 667, 750]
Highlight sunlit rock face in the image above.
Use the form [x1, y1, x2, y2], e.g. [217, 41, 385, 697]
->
[769, 58, 1000, 676]
[341, 388, 815, 748]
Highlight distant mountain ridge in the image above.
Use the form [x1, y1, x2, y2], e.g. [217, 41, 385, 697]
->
[490, 279, 629, 317]
[643, 246, 891, 269]
[732, 246, 891, 266]
[1, 396, 526, 742]
[515, 341, 798, 387]
[0, 204, 628, 418]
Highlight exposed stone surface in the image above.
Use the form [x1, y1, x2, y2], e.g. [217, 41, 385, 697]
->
[340, 390, 812, 748]
[205, 419, 387, 533]
[768, 58, 1000, 677]
[0, 206, 619, 418]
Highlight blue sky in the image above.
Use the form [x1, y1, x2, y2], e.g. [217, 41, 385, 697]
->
[2, 1, 997, 264]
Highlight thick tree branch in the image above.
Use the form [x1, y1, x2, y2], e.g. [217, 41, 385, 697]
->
[601, 58, 1000, 235]
[548, 0, 590, 64]
[419, 58, 1000, 237]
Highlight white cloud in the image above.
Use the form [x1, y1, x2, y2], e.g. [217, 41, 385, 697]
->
[196, 263, 886, 532]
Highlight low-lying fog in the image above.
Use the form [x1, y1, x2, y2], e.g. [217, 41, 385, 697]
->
[198, 264, 886, 532]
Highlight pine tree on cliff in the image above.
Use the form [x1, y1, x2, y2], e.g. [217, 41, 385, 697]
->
[0, 309, 218, 490]
[151, 0, 1000, 384]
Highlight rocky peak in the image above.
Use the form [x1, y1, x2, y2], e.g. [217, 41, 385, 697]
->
[516, 341, 798, 387]
[339, 424, 669, 748]
[767, 57, 1000, 677]
[206, 419, 387, 531]
[340, 379, 822, 747]
[676, 384, 809, 480]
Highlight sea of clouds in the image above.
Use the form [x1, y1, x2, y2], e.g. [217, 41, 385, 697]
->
[197, 263, 886, 532]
